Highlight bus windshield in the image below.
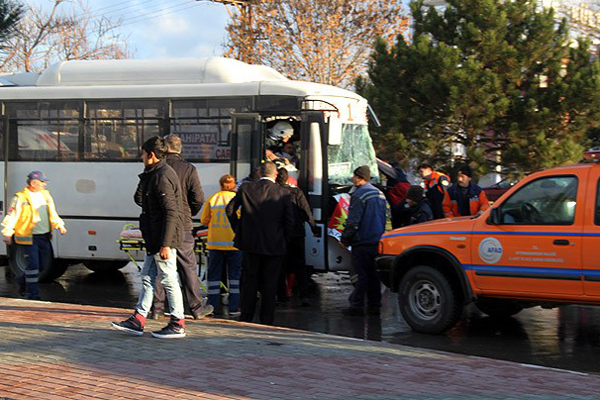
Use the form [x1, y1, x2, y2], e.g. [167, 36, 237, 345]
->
[327, 123, 379, 185]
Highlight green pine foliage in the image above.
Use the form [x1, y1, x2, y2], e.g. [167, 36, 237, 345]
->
[358, 0, 600, 175]
[0, 0, 22, 47]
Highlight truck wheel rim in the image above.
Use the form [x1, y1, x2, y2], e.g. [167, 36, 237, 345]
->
[409, 280, 441, 321]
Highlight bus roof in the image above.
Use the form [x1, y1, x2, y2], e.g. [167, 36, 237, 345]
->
[0, 57, 365, 102]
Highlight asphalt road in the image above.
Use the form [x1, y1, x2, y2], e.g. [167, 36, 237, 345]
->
[2, 262, 600, 375]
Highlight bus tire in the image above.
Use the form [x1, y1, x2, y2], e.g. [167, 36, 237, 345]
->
[475, 299, 524, 318]
[8, 244, 67, 282]
[83, 260, 129, 273]
[398, 265, 462, 335]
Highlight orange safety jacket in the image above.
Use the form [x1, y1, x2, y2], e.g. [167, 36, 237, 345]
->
[443, 183, 490, 218]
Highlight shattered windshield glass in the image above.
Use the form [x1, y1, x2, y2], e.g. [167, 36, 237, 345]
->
[327, 124, 379, 185]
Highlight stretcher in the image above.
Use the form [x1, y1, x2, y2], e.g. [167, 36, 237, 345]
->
[117, 224, 228, 294]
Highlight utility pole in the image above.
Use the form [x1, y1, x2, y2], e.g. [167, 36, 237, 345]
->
[209, 0, 258, 64]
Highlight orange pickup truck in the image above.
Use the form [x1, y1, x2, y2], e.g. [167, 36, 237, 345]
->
[376, 163, 600, 334]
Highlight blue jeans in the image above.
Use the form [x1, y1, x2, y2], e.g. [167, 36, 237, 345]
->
[207, 250, 242, 312]
[135, 249, 184, 320]
[21, 234, 52, 299]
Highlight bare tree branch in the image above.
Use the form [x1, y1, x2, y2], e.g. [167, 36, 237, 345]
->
[0, 0, 132, 73]
[224, 0, 409, 88]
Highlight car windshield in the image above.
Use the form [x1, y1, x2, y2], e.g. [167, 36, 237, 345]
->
[327, 124, 379, 185]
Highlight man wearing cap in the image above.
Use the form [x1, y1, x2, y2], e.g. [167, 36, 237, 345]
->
[443, 165, 489, 218]
[418, 162, 451, 220]
[1, 171, 67, 300]
[341, 165, 387, 316]
[403, 185, 434, 226]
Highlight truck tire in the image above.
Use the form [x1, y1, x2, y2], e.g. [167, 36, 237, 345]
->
[475, 299, 524, 318]
[398, 265, 462, 334]
[83, 260, 129, 273]
[8, 245, 68, 282]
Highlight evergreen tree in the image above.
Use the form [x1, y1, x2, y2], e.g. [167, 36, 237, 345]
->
[0, 0, 21, 46]
[358, 0, 600, 175]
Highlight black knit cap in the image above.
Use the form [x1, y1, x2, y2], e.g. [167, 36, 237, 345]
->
[406, 185, 424, 202]
[353, 165, 371, 181]
[457, 164, 472, 178]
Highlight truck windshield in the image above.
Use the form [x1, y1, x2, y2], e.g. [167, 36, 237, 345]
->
[327, 123, 379, 185]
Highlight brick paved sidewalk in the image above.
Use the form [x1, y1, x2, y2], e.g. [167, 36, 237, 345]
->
[0, 297, 599, 399]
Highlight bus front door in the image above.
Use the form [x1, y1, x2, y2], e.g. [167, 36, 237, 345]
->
[230, 113, 262, 182]
[300, 112, 329, 272]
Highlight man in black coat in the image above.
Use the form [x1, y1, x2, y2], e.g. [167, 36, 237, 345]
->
[151, 134, 213, 320]
[226, 161, 294, 325]
[275, 168, 318, 306]
[112, 137, 187, 339]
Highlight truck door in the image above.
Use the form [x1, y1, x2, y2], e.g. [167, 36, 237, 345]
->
[299, 112, 328, 271]
[582, 167, 600, 296]
[230, 113, 262, 182]
[471, 173, 583, 297]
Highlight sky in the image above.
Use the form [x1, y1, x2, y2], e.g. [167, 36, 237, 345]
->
[26, 0, 231, 60]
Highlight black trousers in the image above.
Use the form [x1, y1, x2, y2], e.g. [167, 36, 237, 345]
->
[348, 244, 381, 309]
[153, 230, 205, 316]
[277, 238, 309, 299]
[239, 252, 284, 325]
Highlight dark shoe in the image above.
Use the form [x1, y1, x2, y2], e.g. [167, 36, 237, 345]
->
[18, 284, 26, 298]
[367, 307, 381, 316]
[151, 318, 186, 339]
[342, 307, 364, 316]
[228, 309, 241, 318]
[111, 314, 144, 336]
[26, 296, 41, 300]
[192, 304, 214, 319]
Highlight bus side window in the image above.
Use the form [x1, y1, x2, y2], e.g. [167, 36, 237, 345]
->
[7, 102, 80, 162]
[84, 101, 162, 161]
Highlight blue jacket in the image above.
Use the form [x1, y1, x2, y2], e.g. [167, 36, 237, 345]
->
[341, 183, 387, 246]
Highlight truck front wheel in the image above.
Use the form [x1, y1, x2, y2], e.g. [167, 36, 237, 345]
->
[398, 265, 462, 334]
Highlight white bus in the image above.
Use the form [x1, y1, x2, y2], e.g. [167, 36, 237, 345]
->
[0, 57, 379, 280]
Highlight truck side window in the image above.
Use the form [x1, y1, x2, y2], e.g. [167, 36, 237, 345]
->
[498, 176, 578, 225]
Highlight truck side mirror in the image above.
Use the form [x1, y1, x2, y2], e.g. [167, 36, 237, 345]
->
[487, 208, 501, 225]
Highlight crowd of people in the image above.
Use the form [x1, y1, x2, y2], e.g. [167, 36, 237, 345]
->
[1, 127, 491, 339]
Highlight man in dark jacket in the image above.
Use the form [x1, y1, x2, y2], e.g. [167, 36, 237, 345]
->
[402, 185, 434, 226]
[112, 137, 186, 339]
[442, 164, 489, 218]
[151, 134, 213, 320]
[226, 161, 294, 325]
[341, 166, 387, 316]
[276, 168, 318, 306]
[418, 161, 450, 220]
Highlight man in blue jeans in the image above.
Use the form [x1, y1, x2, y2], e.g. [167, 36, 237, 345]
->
[112, 136, 186, 339]
[341, 166, 387, 316]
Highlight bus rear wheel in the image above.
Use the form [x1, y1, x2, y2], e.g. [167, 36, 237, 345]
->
[83, 260, 129, 273]
[8, 245, 68, 282]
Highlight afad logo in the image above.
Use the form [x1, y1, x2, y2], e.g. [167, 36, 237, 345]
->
[478, 237, 503, 264]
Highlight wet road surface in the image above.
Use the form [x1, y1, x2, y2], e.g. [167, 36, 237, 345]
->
[2, 262, 600, 375]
